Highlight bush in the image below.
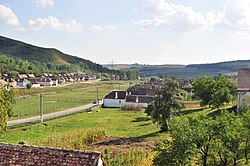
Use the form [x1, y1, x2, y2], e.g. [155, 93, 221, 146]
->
[26, 82, 32, 89]
[121, 104, 143, 112]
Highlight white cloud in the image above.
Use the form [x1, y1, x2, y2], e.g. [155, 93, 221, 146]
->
[35, 0, 54, 7]
[107, 25, 117, 30]
[135, 0, 250, 33]
[135, 0, 219, 32]
[27, 16, 82, 32]
[90, 25, 103, 32]
[0, 5, 19, 26]
[230, 31, 250, 40]
[162, 41, 172, 47]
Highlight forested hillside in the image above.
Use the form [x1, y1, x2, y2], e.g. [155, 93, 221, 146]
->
[0, 36, 110, 75]
[105, 60, 250, 77]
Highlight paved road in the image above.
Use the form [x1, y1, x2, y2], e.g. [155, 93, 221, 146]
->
[7, 103, 99, 126]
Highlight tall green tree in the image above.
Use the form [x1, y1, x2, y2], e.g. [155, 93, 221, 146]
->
[192, 76, 236, 108]
[146, 81, 183, 131]
[0, 84, 14, 135]
[192, 77, 214, 106]
[126, 69, 140, 80]
[154, 115, 216, 166]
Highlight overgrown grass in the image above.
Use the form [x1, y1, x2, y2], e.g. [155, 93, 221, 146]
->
[102, 148, 156, 166]
[33, 128, 106, 150]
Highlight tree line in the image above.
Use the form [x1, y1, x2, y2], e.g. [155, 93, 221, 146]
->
[154, 111, 250, 165]
[146, 76, 249, 165]
[0, 54, 110, 76]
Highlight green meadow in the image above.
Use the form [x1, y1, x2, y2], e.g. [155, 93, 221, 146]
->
[10, 81, 136, 120]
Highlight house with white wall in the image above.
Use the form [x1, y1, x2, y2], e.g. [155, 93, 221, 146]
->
[103, 90, 127, 108]
[237, 68, 250, 111]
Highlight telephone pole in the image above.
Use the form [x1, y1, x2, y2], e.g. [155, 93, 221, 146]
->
[40, 94, 43, 123]
[96, 87, 99, 107]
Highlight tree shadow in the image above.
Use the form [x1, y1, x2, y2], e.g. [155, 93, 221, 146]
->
[94, 131, 161, 146]
[207, 105, 237, 119]
[175, 108, 206, 116]
[131, 117, 151, 122]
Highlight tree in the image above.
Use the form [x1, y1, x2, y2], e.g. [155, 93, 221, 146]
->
[0, 84, 14, 135]
[213, 110, 245, 166]
[154, 115, 216, 166]
[146, 81, 183, 131]
[241, 111, 250, 164]
[26, 82, 32, 89]
[192, 76, 236, 108]
[126, 69, 140, 80]
[192, 77, 214, 106]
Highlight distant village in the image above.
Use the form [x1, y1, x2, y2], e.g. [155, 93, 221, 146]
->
[0, 73, 101, 88]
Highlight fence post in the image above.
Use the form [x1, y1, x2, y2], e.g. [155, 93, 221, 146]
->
[40, 94, 43, 123]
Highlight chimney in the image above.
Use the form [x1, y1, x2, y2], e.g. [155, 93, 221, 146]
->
[115, 91, 118, 99]
[136, 96, 139, 103]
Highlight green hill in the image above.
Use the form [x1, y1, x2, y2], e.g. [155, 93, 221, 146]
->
[105, 60, 250, 77]
[186, 60, 250, 71]
[0, 35, 109, 75]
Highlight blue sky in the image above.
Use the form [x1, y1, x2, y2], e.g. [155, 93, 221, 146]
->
[0, 0, 250, 65]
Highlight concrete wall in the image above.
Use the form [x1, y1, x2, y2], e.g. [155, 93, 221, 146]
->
[0, 142, 103, 166]
[103, 99, 125, 108]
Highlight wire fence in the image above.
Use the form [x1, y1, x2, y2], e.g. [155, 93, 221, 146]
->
[12, 94, 92, 119]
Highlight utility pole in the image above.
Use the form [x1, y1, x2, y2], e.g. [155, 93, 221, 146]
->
[40, 94, 43, 123]
[96, 87, 99, 107]
[111, 59, 114, 77]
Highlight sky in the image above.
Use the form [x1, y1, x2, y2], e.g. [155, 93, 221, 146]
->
[0, 0, 250, 65]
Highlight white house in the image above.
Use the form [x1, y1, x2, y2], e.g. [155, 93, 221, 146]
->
[103, 91, 127, 108]
[237, 68, 250, 111]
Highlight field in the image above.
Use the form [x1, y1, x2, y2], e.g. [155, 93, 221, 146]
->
[10, 81, 137, 120]
[1, 108, 165, 149]
[1, 105, 229, 148]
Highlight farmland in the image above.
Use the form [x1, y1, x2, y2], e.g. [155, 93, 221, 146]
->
[10, 81, 136, 120]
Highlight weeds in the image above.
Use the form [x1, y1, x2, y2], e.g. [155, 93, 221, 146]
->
[32, 128, 106, 150]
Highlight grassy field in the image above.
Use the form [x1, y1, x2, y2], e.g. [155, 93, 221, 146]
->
[1, 104, 237, 165]
[1, 105, 231, 146]
[1, 108, 164, 146]
[10, 81, 138, 120]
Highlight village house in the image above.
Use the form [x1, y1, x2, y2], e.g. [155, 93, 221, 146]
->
[103, 82, 161, 108]
[15, 78, 29, 88]
[28, 77, 54, 87]
[237, 68, 250, 111]
[103, 90, 127, 108]
[0, 142, 105, 166]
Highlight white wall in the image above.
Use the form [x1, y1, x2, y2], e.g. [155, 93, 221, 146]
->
[103, 99, 125, 108]
[237, 91, 250, 111]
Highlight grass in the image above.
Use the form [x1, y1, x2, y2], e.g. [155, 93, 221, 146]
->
[1, 104, 238, 165]
[1, 108, 163, 144]
[10, 81, 137, 120]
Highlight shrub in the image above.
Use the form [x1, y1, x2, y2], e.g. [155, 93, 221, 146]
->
[121, 105, 143, 112]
